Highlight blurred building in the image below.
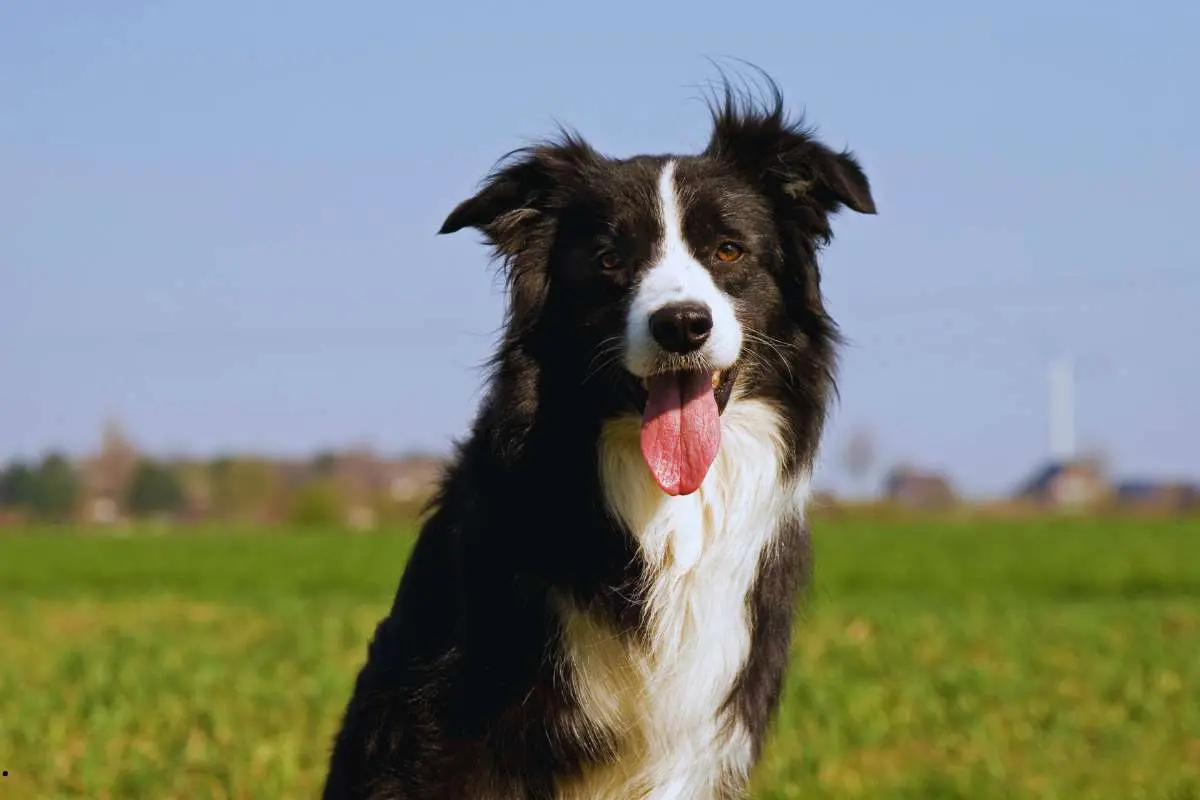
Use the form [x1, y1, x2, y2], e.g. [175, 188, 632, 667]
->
[1115, 480, 1199, 513]
[883, 465, 958, 510]
[1014, 456, 1110, 509]
[78, 419, 139, 524]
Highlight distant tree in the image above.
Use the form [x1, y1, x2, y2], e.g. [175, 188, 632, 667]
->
[288, 480, 343, 528]
[27, 453, 81, 521]
[172, 461, 214, 517]
[208, 457, 281, 520]
[0, 461, 36, 508]
[125, 460, 187, 516]
[310, 451, 337, 477]
[841, 426, 878, 497]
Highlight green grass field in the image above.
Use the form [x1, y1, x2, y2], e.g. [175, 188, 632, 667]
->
[2, 516, 1198, 799]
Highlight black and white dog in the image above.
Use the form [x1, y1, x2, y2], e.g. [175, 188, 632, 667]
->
[323, 77, 875, 800]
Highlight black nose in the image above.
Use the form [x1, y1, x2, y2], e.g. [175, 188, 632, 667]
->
[649, 302, 713, 354]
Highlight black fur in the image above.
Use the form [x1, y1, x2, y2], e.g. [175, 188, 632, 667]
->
[322, 75, 875, 799]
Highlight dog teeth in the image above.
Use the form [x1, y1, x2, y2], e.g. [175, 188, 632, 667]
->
[640, 373, 722, 390]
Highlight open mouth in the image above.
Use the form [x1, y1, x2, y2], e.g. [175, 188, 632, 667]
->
[632, 366, 737, 497]
[632, 367, 737, 415]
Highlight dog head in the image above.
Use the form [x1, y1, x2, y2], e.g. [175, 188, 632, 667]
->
[439, 79, 875, 495]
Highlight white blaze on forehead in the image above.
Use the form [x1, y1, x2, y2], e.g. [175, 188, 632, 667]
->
[624, 160, 743, 376]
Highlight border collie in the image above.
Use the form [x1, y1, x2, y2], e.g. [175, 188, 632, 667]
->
[323, 76, 875, 800]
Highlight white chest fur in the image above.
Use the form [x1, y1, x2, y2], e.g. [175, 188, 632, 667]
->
[556, 398, 810, 800]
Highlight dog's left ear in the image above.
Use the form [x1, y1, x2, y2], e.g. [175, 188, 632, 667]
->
[797, 146, 876, 216]
[705, 94, 876, 224]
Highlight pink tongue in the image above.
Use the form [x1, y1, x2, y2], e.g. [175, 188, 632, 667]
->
[640, 372, 721, 496]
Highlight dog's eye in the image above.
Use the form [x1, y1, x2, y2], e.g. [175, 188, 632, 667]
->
[599, 252, 620, 270]
[714, 242, 745, 263]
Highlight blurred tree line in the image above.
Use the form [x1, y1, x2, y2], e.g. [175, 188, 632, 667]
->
[0, 454, 81, 521]
[0, 452, 190, 521]
[0, 421, 441, 528]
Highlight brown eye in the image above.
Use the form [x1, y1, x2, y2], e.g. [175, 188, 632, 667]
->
[600, 252, 620, 270]
[714, 242, 745, 263]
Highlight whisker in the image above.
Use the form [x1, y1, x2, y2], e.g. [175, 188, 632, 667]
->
[584, 336, 627, 384]
[743, 330, 799, 385]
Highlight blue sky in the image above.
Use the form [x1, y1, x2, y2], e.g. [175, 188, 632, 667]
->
[2, 0, 1197, 496]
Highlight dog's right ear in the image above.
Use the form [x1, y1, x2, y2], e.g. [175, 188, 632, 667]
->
[438, 157, 550, 237]
[438, 137, 596, 257]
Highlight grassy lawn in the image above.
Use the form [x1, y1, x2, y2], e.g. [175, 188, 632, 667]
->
[1, 516, 1198, 799]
